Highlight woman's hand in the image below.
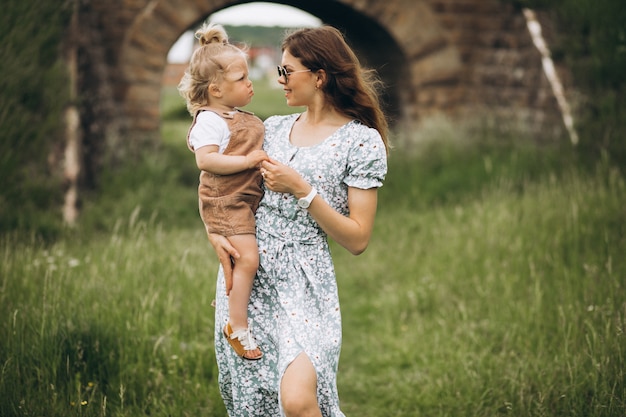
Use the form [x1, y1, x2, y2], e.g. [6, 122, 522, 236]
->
[260, 159, 309, 197]
[261, 159, 378, 256]
[207, 232, 240, 295]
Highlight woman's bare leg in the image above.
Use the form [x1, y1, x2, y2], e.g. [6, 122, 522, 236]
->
[280, 353, 322, 417]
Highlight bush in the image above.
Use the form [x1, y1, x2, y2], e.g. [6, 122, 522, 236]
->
[0, 0, 70, 237]
[508, 0, 626, 165]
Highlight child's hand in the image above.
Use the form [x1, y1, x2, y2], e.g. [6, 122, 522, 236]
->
[245, 150, 269, 169]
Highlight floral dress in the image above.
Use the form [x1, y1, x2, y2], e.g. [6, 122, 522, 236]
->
[213, 113, 387, 416]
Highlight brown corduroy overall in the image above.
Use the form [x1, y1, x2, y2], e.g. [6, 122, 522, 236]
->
[187, 108, 265, 237]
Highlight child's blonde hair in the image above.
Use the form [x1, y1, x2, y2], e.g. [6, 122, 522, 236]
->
[178, 22, 248, 116]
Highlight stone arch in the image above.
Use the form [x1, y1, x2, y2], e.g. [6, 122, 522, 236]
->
[110, 0, 562, 143]
[118, 0, 230, 139]
[117, 0, 463, 141]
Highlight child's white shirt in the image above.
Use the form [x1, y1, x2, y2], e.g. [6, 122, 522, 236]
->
[189, 111, 231, 153]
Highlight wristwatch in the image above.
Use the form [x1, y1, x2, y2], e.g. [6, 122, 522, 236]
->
[297, 187, 317, 209]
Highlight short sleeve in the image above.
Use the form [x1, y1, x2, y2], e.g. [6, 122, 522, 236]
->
[344, 124, 388, 189]
[189, 111, 230, 153]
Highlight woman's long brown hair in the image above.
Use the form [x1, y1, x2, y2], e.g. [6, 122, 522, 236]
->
[282, 26, 390, 153]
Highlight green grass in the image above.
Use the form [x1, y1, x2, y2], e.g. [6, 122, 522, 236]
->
[337, 164, 625, 416]
[1, 94, 625, 416]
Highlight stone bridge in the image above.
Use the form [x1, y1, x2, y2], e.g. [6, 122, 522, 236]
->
[82, 0, 566, 149]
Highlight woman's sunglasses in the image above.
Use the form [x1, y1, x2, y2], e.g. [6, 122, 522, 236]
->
[277, 65, 312, 82]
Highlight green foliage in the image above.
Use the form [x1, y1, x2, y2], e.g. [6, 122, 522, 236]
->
[548, 0, 626, 162]
[0, 0, 71, 237]
[77, 119, 201, 235]
[505, 0, 626, 161]
[515, 0, 626, 89]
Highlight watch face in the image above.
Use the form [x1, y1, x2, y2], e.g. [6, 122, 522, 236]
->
[297, 188, 316, 209]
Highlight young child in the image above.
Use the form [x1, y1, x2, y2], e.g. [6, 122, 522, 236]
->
[178, 22, 267, 360]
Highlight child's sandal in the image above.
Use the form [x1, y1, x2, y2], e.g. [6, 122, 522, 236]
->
[223, 323, 263, 360]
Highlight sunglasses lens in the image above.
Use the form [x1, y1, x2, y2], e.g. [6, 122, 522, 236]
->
[277, 66, 287, 80]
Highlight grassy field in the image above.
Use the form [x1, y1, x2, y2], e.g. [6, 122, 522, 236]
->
[1, 85, 625, 416]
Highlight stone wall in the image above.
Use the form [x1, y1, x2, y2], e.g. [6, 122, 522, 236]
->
[424, 0, 561, 135]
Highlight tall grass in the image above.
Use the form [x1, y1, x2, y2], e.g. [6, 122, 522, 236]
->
[337, 158, 625, 416]
[1, 99, 624, 415]
[0, 222, 225, 416]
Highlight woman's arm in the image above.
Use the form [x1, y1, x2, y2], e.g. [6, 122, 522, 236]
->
[309, 186, 377, 255]
[207, 232, 240, 295]
[260, 159, 378, 255]
[195, 146, 268, 175]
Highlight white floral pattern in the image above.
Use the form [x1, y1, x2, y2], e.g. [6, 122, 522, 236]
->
[213, 113, 387, 416]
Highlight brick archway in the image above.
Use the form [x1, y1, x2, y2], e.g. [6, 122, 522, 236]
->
[89, 0, 563, 143]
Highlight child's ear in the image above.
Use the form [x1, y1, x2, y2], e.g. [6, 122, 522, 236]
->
[208, 83, 222, 98]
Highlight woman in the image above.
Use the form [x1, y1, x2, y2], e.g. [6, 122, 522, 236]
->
[209, 25, 390, 416]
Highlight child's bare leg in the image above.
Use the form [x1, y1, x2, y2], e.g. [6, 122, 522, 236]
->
[227, 234, 262, 359]
[227, 234, 259, 331]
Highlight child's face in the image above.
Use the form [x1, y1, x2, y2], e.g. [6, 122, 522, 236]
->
[219, 56, 254, 108]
